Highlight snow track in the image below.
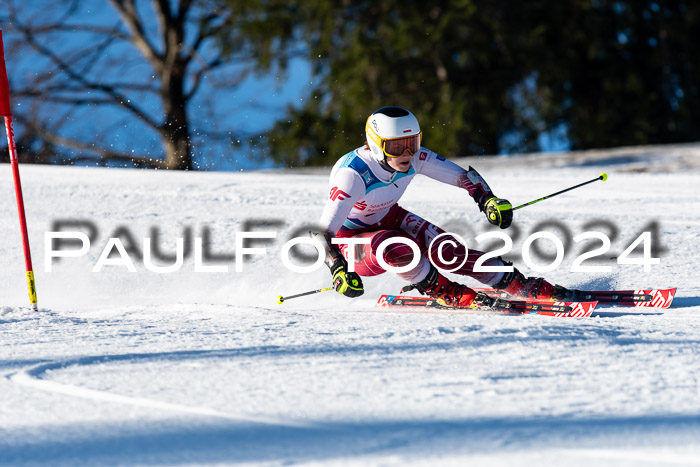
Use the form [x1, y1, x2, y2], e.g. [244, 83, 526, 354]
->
[9, 353, 311, 428]
[2, 153, 700, 465]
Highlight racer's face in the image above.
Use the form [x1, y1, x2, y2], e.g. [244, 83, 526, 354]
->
[385, 153, 413, 173]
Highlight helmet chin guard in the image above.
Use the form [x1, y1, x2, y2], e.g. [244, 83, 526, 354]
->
[365, 107, 421, 162]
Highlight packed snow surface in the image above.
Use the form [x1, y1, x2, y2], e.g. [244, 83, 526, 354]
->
[1, 145, 700, 466]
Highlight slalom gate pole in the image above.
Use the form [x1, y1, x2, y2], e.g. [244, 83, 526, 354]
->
[1, 30, 38, 310]
[512, 173, 608, 211]
[277, 286, 334, 304]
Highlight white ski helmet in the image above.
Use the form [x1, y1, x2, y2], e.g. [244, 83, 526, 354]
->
[365, 106, 422, 161]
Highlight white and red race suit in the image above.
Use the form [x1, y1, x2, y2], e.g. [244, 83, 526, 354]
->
[318, 146, 504, 285]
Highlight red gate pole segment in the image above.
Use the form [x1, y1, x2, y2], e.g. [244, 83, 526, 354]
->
[1, 30, 38, 310]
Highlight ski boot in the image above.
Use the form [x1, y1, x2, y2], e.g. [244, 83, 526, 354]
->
[403, 266, 477, 308]
[493, 265, 577, 301]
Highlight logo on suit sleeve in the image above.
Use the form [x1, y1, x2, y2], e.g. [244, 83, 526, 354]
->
[330, 186, 351, 201]
[419, 151, 428, 161]
[401, 214, 426, 237]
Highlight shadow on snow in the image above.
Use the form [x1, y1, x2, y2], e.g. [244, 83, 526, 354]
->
[2, 412, 700, 466]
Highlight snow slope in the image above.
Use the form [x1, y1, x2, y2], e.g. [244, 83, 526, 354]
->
[1, 145, 700, 466]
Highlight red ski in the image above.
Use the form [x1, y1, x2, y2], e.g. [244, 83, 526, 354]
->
[376, 294, 598, 318]
[472, 287, 677, 309]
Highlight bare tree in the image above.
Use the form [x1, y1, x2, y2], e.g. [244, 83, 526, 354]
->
[3, 0, 252, 170]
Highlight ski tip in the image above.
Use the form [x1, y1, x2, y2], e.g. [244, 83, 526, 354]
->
[600, 172, 608, 181]
[276, 296, 285, 304]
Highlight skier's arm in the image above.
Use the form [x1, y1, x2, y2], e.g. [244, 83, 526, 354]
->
[313, 168, 366, 297]
[318, 168, 366, 236]
[415, 151, 513, 228]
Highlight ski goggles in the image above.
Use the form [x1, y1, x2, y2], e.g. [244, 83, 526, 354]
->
[381, 132, 422, 157]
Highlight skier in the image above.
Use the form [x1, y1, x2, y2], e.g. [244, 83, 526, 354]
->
[313, 106, 574, 308]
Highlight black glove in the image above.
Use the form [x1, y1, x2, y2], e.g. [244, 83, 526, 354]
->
[469, 172, 513, 229]
[329, 256, 364, 298]
[479, 194, 513, 229]
[309, 231, 364, 298]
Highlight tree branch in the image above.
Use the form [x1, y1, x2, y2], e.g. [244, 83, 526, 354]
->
[75, 29, 122, 77]
[3, 23, 131, 40]
[107, 0, 163, 72]
[30, 125, 169, 169]
[16, 81, 161, 96]
[11, 22, 163, 132]
[185, 57, 224, 100]
[177, 0, 193, 22]
[153, 0, 181, 76]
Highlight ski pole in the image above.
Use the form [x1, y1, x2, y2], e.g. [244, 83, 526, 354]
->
[1, 31, 38, 311]
[277, 286, 334, 304]
[512, 173, 608, 211]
